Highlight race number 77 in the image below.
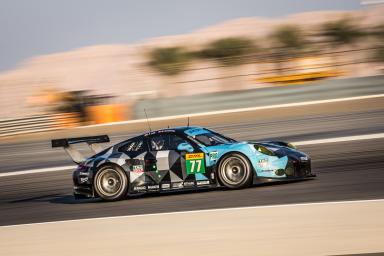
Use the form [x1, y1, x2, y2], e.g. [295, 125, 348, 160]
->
[189, 159, 202, 173]
[185, 153, 206, 175]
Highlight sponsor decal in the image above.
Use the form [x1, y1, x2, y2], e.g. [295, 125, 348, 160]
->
[186, 153, 204, 160]
[161, 183, 171, 189]
[209, 151, 219, 161]
[133, 186, 146, 191]
[183, 181, 195, 187]
[258, 159, 268, 168]
[147, 185, 159, 190]
[80, 177, 88, 183]
[132, 165, 144, 173]
[197, 180, 210, 186]
[300, 156, 309, 161]
[79, 172, 89, 176]
[144, 129, 175, 136]
[186, 153, 206, 175]
[172, 182, 184, 189]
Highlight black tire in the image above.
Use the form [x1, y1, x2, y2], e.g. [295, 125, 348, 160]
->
[217, 153, 253, 189]
[94, 165, 128, 201]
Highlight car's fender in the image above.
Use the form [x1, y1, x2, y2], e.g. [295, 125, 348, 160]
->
[203, 142, 289, 178]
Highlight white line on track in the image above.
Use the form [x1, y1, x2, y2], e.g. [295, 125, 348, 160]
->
[1, 132, 384, 178]
[0, 165, 75, 177]
[293, 132, 384, 146]
[2, 198, 384, 228]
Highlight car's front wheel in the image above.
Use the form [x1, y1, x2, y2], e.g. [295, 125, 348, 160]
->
[94, 165, 128, 201]
[218, 153, 253, 189]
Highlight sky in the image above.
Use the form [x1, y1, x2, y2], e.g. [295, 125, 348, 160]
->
[0, 0, 362, 72]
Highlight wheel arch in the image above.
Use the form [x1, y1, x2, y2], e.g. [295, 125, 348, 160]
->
[93, 162, 130, 200]
[215, 151, 255, 186]
[95, 161, 129, 178]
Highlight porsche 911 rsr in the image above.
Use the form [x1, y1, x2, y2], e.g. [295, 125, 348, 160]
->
[52, 126, 315, 201]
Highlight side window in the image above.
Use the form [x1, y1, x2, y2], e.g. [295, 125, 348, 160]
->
[120, 138, 146, 152]
[149, 134, 187, 151]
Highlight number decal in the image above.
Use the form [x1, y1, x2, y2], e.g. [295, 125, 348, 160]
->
[196, 159, 201, 172]
[188, 160, 202, 173]
[186, 153, 206, 175]
[190, 160, 196, 173]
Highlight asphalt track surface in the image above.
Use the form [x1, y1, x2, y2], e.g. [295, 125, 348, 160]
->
[0, 97, 383, 226]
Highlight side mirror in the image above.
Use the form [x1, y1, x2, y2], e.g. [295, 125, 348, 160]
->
[177, 142, 194, 153]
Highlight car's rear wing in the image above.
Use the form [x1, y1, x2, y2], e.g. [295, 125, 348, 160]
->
[52, 135, 110, 164]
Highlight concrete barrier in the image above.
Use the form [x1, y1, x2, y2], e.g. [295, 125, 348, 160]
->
[0, 113, 79, 137]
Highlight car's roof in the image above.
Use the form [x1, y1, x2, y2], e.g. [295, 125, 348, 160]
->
[142, 126, 204, 136]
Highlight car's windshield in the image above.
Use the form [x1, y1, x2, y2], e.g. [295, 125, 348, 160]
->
[192, 130, 236, 146]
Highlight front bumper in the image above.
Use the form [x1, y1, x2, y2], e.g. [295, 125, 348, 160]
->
[255, 157, 315, 182]
[293, 159, 313, 178]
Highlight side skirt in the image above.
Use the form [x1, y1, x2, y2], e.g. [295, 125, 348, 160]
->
[253, 174, 316, 184]
[128, 181, 217, 195]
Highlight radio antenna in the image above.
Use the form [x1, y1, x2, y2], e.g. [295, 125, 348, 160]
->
[187, 116, 190, 127]
[144, 109, 152, 132]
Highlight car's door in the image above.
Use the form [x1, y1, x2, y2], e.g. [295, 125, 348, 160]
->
[146, 133, 185, 190]
[147, 132, 211, 190]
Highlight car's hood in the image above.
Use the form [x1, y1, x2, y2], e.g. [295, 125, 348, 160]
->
[204, 140, 307, 159]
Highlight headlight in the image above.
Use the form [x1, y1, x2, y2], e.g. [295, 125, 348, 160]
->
[254, 145, 275, 156]
[286, 143, 296, 149]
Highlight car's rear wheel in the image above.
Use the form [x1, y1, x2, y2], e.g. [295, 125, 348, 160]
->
[94, 165, 128, 201]
[218, 153, 253, 189]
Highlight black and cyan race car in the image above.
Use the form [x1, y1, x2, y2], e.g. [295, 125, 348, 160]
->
[52, 126, 315, 201]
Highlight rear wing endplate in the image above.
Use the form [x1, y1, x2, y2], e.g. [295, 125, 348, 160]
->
[52, 135, 110, 164]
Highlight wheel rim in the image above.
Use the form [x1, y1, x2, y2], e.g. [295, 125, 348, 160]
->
[96, 168, 123, 197]
[220, 156, 248, 185]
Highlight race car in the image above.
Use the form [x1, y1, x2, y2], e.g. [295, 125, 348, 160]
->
[52, 126, 315, 201]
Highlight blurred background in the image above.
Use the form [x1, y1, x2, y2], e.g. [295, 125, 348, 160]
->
[0, 0, 383, 137]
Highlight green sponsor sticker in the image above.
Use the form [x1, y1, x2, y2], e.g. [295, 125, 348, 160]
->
[209, 151, 218, 161]
[186, 153, 206, 175]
